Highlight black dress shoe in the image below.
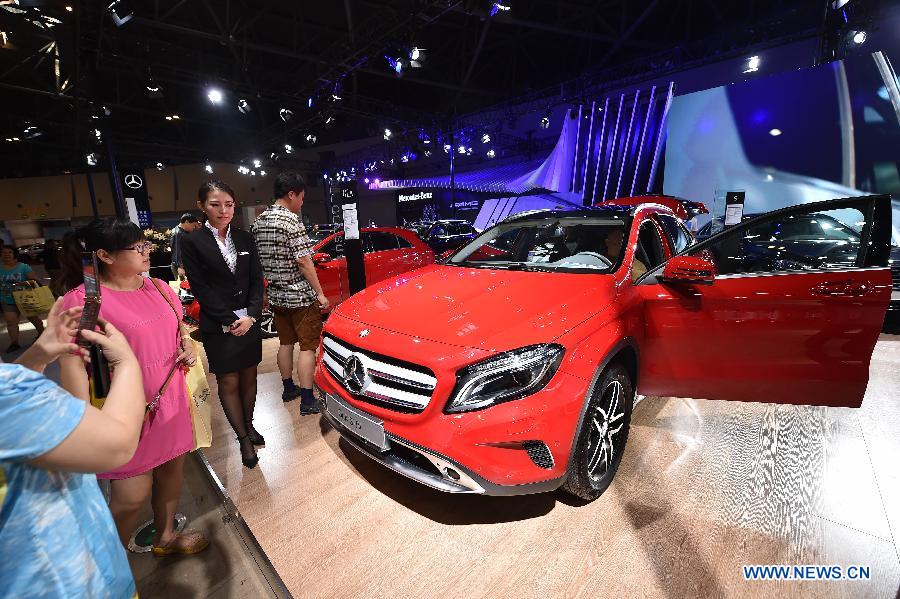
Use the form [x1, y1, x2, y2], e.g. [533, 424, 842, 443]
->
[237, 435, 259, 469]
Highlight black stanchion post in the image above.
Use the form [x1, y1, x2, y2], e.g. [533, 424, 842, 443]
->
[339, 180, 366, 294]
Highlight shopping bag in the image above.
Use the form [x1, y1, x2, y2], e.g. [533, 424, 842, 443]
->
[184, 339, 212, 450]
[12, 284, 54, 317]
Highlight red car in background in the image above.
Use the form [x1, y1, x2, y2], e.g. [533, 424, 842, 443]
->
[311, 227, 435, 306]
[315, 194, 893, 501]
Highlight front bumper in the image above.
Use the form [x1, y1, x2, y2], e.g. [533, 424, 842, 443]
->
[320, 392, 565, 496]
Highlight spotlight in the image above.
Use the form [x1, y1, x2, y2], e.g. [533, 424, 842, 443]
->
[490, 2, 511, 17]
[205, 163, 213, 173]
[107, 0, 133, 27]
[165, 114, 180, 121]
[85, 153, 98, 166]
[409, 47, 425, 68]
[237, 98, 251, 114]
[385, 55, 404, 76]
[424, 149, 432, 157]
[5, 137, 21, 143]
[331, 82, 343, 102]
[252, 159, 262, 168]
[323, 114, 336, 128]
[769, 128, 782, 137]
[284, 143, 294, 153]
[92, 128, 102, 142]
[22, 124, 42, 139]
[250, 170, 257, 176]
[364, 177, 370, 184]
[279, 108, 294, 122]
[401, 154, 409, 163]
[383, 128, 393, 141]
[207, 88, 223, 104]
[481, 133, 491, 144]
[457, 144, 466, 154]
[156, 162, 165, 170]
[466, 147, 473, 156]
[305, 133, 317, 145]
[146, 81, 163, 99]
[851, 30, 867, 45]
[540, 116, 550, 129]
[260, 170, 266, 176]
[443, 144, 451, 153]
[486, 148, 496, 158]
[237, 165, 250, 174]
[65, 5, 73, 12]
[307, 97, 313, 109]
[743, 55, 760, 73]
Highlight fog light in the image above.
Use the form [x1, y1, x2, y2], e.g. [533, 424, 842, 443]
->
[444, 467, 460, 481]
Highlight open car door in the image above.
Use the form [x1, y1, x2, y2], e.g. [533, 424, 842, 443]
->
[635, 195, 893, 408]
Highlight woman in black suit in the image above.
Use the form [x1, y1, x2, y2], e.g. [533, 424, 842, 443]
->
[181, 180, 264, 469]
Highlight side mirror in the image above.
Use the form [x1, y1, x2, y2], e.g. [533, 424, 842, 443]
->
[313, 252, 332, 264]
[659, 255, 716, 285]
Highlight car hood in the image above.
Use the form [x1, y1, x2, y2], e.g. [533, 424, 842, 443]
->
[334, 265, 618, 352]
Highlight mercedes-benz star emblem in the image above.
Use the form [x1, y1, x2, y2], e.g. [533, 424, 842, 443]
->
[359, 329, 369, 338]
[343, 354, 367, 394]
[124, 174, 143, 189]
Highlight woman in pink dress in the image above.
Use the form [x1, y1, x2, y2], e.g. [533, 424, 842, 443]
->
[58, 217, 209, 556]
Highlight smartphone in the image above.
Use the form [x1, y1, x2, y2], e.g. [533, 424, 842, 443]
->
[77, 252, 101, 349]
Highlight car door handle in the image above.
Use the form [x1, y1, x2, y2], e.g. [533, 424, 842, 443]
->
[811, 280, 868, 297]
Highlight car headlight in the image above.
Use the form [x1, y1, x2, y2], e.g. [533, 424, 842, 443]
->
[446, 344, 565, 413]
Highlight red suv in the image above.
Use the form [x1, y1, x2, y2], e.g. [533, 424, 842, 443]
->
[314, 195, 893, 501]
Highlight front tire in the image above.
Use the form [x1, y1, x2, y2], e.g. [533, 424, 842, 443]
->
[561, 361, 634, 502]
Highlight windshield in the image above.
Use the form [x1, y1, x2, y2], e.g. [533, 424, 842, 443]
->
[449, 216, 629, 273]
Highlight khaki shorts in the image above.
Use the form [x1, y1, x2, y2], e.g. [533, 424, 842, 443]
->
[271, 304, 323, 350]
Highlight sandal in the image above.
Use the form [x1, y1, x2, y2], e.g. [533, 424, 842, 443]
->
[151, 531, 210, 556]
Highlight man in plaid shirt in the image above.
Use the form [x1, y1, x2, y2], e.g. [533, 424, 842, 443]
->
[251, 172, 329, 413]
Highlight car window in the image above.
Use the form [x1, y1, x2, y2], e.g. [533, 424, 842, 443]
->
[431, 225, 448, 237]
[395, 234, 412, 249]
[319, 236, 345, 258]
[636, 222, 666, 271]
[656, 214, 692, 254]
[364, 231, 400, 252]
[688, 207, 866, 275]
[451, 217, 628, 273]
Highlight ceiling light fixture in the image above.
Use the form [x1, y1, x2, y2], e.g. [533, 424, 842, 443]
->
[207, 88, 223, 104]
[743, 55, 761, 73]
[851, 30, 867, 45]
[237, 98, 251, 114]
[284, 143, 294, 153]
[205, 163, 213, 173]
[383, 128, 393, 141]
[279, 108, 294, 122]
[107, 0, 133, 27]
[86, 153, 98, 166]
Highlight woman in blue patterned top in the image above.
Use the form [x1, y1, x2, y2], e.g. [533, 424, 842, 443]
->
[0, 298, 146, 598]
[0, 244, 46, 354]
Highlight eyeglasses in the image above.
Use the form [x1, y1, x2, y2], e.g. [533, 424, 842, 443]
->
[123, 242, 154, 254]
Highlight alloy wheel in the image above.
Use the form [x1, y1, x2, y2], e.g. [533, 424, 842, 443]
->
[586, 379, 626, 483]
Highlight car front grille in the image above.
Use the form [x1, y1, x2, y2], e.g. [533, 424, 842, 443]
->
[322, 334, 437, 412]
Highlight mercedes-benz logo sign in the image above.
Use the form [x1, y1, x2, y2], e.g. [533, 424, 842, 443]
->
[343, 354, 367, 394]
[124, 174, 143, 189]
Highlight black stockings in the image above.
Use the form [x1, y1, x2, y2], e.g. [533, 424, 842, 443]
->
[216, 366, 258, 460]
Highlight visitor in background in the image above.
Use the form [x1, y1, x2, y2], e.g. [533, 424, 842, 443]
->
[251, 171, 328, 413]
[58, 218, 208, 555]
[41, 239, 62, 295]
[1, 244, 46, 354]
[181, 180, 265, 469]
[170, 213, 201, 280]
[1, 298, 144, 598]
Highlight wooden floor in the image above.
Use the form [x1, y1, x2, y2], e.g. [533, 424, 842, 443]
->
[202, 335, 900, 599]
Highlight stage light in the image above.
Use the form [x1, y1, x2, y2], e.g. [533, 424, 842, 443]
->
[5, 137, 20, 142]
[539, 116, 550, 129]
[851, 31, 867, 45]
[768, 128, 782, 136]
[307, 97, 313, 109]
[156, 162, 165, 170]
[466, 147, 473, 155]
[385, 55, 403, 75]
[205, 164, 213, 174]
[443, 144, 451, 153]
[744, 55, 760, 73]
[331, 82, 343, 102]
[260, 170, 266, 176]
[481, 133, 491, 144]
[383, 128, 393, 140]
[409, 47, 425, 67]
[280, 108, 294, 122]
[364, 177, 370, 184]
[237, 98, 251, 114]
[207, 88, 223, 104]
[92, 128, 102, 142]
[107, 0, 133, 27]
[457, 145, 466, 154]
[284, 143, 294, 153]
[65, 6, 73, 11]
[238, 165, 250, 174]
[85, 153, 98, 166]
[305, 133, 317, 145]
[401, 154, 409, 163]
[490, 2, 511, 17]
[250, 170, 256, 176]
[252, 159, 262, 168]
[165, 114, 180, 121]
[424, 149, 432, 157]
[486, 149, 496, 158]
[22, 124, 42, 139]
[146, 79, 162, 99]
